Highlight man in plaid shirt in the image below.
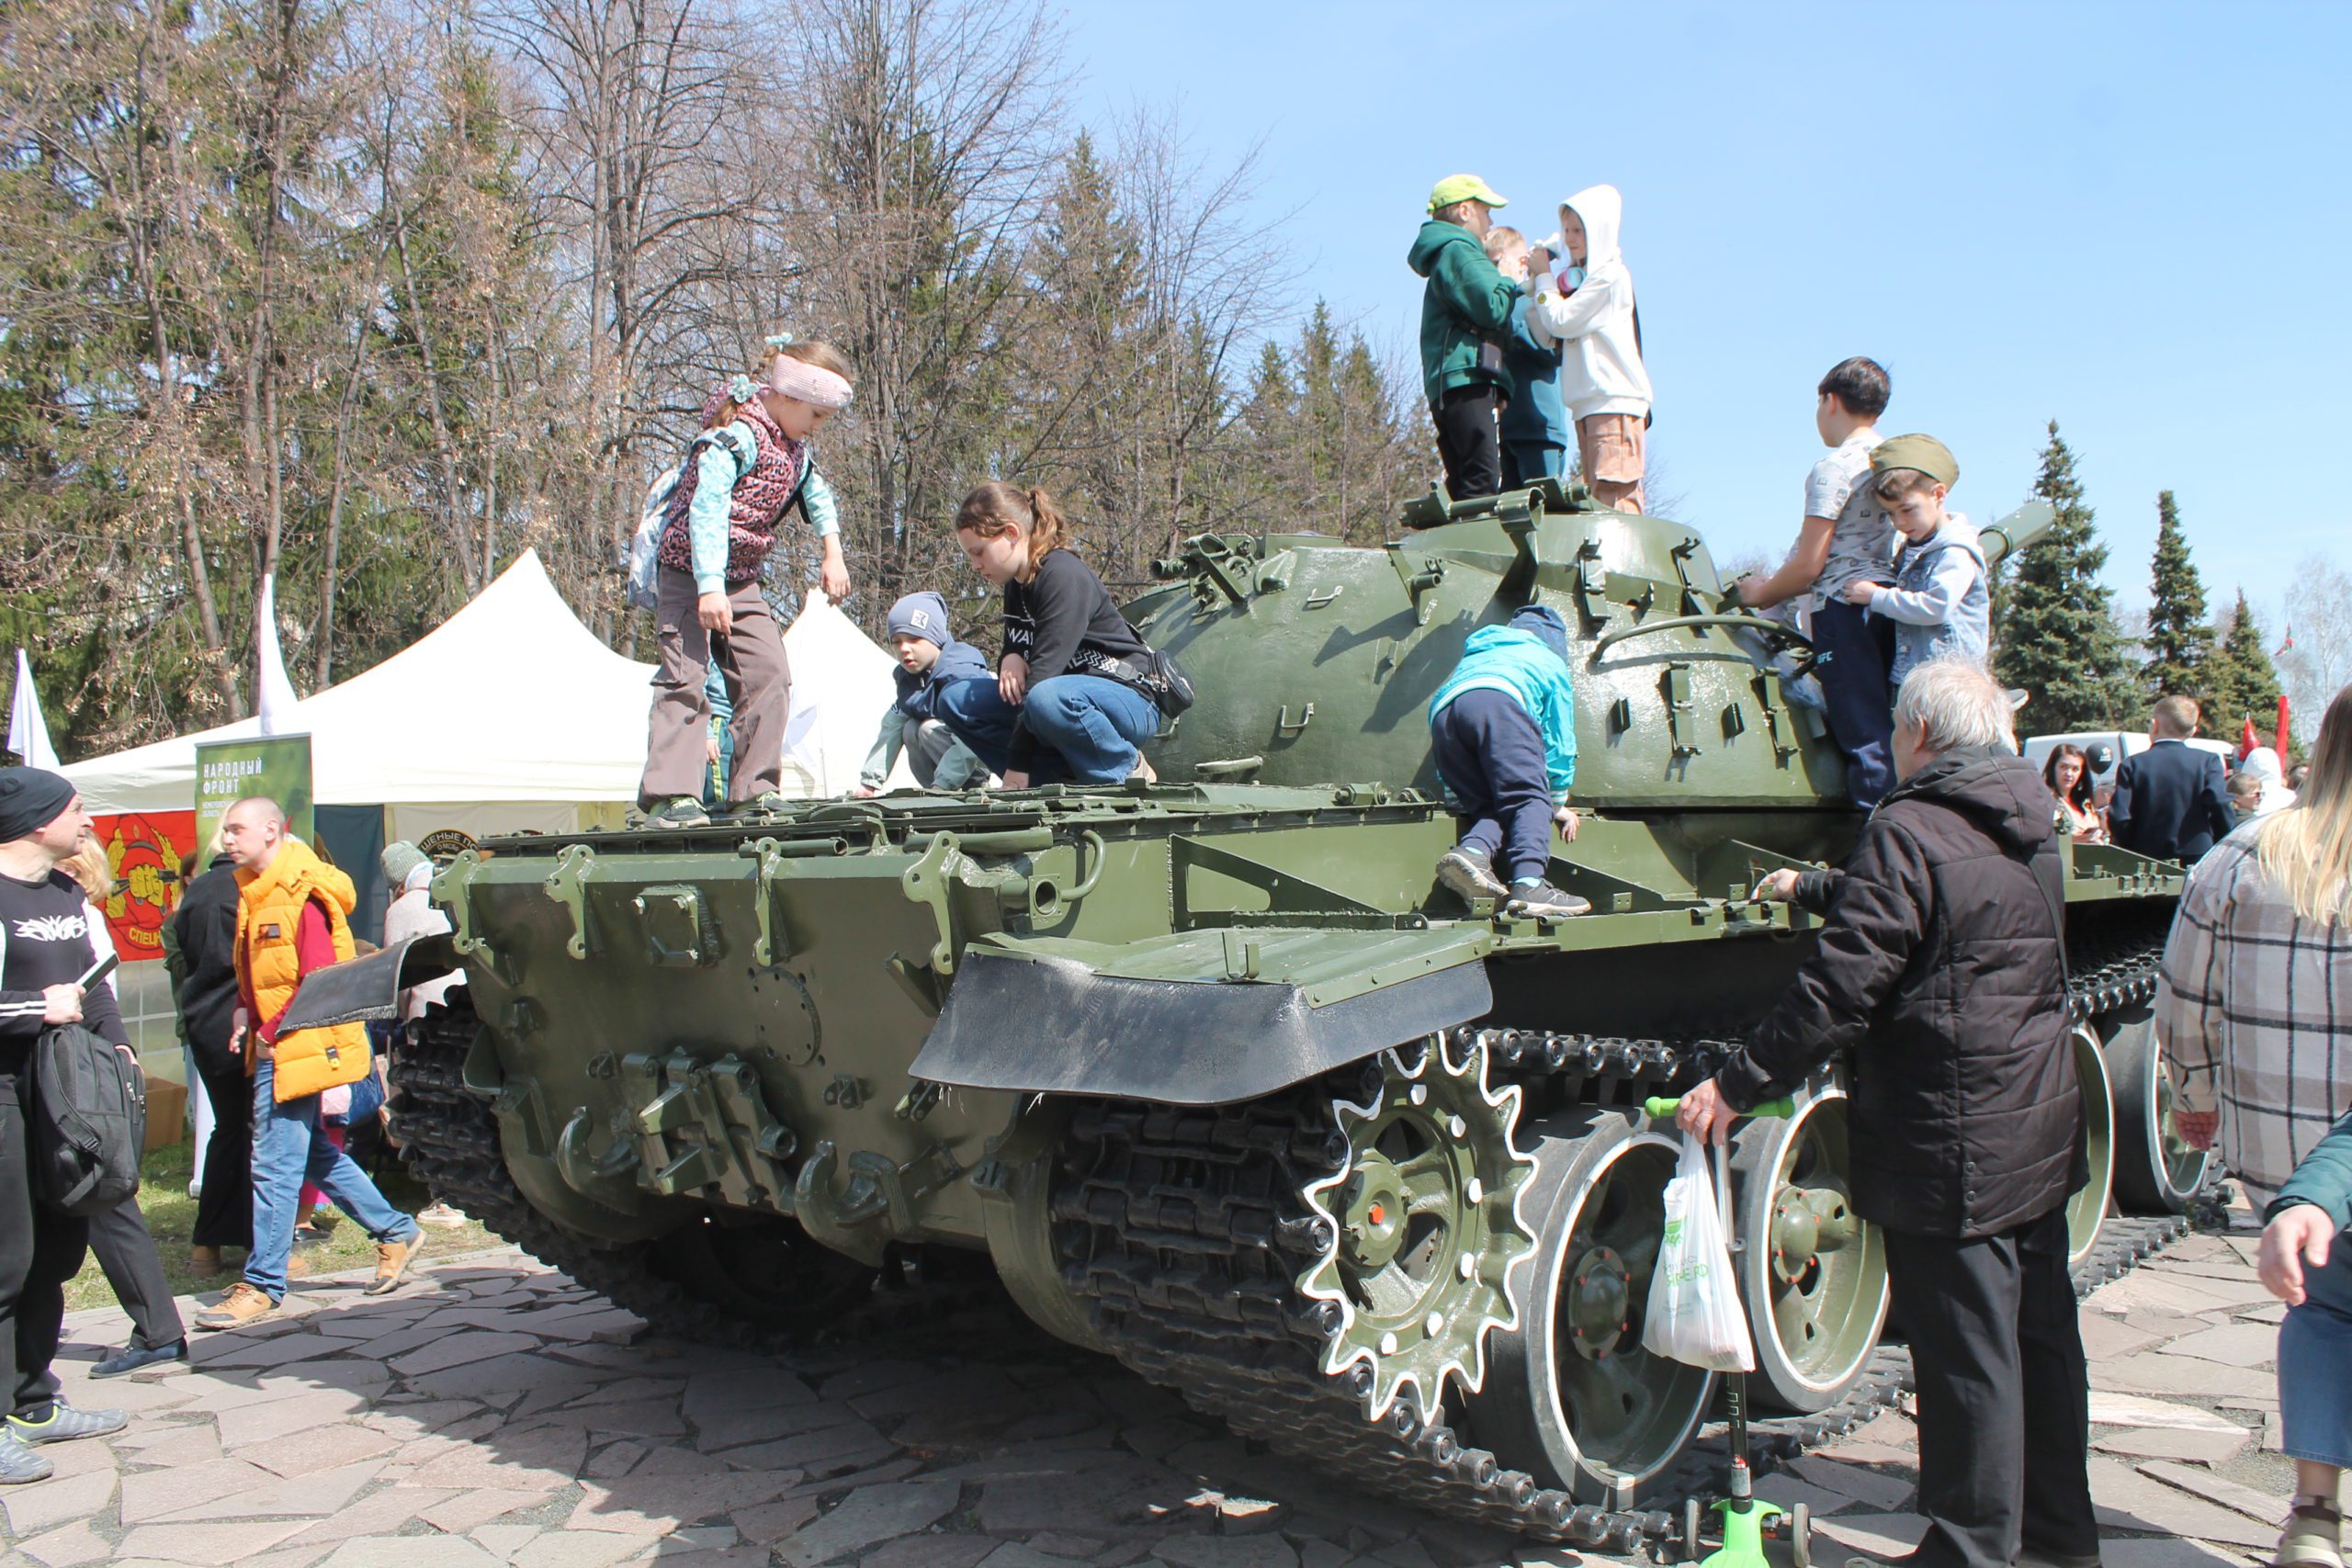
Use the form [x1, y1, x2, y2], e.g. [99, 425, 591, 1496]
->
[2158, 744, 2352, 1211]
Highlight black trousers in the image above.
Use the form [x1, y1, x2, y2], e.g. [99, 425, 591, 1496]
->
[191, 1045, 254, 1250]
[1883, 1205, 2099, 1568]
[1433, 386, 1502, 500]
[0, 1094, 90, 1419]
[86, 1198, 183, 1349]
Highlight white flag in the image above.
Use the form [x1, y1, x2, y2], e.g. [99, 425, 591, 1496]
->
[6, 648, 59, 770]
[254, 573, 301, 736]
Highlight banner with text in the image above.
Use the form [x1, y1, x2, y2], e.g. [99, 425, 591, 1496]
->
[194, 735, 315, 854]
[87, 810, 198, 963]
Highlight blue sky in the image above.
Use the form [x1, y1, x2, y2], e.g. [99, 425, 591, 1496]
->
[1064, 2, 2348, 630]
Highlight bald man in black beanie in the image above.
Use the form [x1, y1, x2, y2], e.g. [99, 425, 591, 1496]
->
[0, 770, 129, 1484]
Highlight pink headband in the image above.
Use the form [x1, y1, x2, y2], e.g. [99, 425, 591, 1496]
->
[765, 356, 854, 411]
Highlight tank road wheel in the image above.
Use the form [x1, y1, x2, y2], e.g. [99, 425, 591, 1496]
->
[1729, 1083, 1889, 1413]
[2106, 1006, 2211, 1214]
[2066, 1025, 2116, 1267]
[1471, 1108, 1717, 1507]
[1298, 1036, 1539, 1426]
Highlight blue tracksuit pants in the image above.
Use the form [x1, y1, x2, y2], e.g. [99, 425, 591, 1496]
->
[1430, 688, 1555, 886]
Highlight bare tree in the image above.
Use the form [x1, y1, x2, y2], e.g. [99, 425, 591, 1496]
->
[2280, 554, 2352, 744]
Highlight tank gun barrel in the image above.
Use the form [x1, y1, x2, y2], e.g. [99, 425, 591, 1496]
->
[1978, 502, 2055, 569]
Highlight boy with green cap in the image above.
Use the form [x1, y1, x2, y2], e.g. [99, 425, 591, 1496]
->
[1843, 434, 1988, 694]
[1408, 175, 1519, 501]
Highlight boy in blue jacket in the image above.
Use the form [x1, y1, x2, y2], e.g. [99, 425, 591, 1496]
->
[1429, 604, 1589, 918]
[856, 592, 992, 794]
[1483, 227, 1567, 489]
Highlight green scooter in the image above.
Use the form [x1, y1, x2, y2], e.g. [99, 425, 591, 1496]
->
[1643, 1094, 1815, 1568]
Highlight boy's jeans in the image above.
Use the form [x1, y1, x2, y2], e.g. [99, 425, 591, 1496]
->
[935, 675, 1159, 784]
[246, 1051, 420, 1302]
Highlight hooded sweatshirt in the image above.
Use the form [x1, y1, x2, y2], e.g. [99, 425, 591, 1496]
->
[1525, 185, 1653, 423]
[1872, 515, 1988, 689]
[1408, 220, 1520, 409]
[1718, 746, 2082, 1238]
[1428, 626, 1579, 801]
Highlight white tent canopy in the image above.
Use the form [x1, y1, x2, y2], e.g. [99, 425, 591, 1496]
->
[63, 549, 904, 813]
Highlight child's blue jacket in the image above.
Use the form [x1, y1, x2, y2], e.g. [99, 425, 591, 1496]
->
[1428, 626, 1579, 799]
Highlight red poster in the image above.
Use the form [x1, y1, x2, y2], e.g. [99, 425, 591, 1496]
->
[89, 811, 198, 963]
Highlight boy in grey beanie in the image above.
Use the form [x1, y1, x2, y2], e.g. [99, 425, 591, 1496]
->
[857, 592, 993, 794]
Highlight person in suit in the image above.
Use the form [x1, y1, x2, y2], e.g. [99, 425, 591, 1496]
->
[2109, 695, 2238, 863]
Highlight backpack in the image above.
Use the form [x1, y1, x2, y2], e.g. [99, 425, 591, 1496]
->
[624, 426, 756, 611]
[30, 1023, 145, 1216]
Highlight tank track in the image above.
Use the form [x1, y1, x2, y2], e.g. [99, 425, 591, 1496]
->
[1057, 937, 2184, 1550]
[386, 1005, 984, 1350]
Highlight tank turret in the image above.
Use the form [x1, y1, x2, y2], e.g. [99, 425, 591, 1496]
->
[1132, 479, 2052, 807]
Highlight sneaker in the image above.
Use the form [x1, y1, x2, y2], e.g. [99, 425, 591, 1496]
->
[646, 795, 710, 829]
[1504, 880, 1593, 919]
[6, 1402, 129, 1446]
[286, 1252, 313, 1280]
[417, 1201, 469, 1229]
[187, 1245, 225, 1275]
[92, 1338, 189, 1379]
[0, 1434, 52, 1485]
[1435, 846, 1510, 905]
[729, 792, 789, 818]
[1127, 753, 1158, 784]
[367, 1232, 427, 1296]
[194, 1281, 279, 1331]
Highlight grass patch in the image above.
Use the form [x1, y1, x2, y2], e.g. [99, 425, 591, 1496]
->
[65, 1137, 495, 1314]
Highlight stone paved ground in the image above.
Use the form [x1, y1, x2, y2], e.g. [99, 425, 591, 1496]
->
[0, 1224, 2299, 1568]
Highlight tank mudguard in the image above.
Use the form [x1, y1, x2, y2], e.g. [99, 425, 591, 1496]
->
[278, 933, 462, 1033]
[909, 928, 1493, 1105]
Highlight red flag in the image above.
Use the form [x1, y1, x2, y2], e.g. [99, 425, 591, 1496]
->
[2278, 696, 2291, 767]
[2238, 717, 2260, 761]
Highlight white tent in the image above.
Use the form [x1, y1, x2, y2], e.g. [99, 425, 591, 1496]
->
[63, 548, 906, 814]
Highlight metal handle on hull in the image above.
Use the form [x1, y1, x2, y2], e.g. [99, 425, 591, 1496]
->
[1589, 615, 1815, 660]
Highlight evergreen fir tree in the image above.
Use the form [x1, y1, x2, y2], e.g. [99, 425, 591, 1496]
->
[1993, 422, 2142, 736]
[2204, 591, 2284, 739]
[2140, 490, 2215, 708]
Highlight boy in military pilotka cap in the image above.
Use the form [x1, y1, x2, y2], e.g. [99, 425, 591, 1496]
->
[1408, 175, 1520, 501]
[1843, 434, 1989, 695]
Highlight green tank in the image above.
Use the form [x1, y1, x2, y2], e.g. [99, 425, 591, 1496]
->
[297, 480, 2201, 1547]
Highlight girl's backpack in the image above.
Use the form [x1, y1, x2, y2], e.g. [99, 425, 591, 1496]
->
[624, 427, 756, 611]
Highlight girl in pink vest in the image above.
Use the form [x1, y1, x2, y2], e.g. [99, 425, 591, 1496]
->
[639, 339, 855, 826]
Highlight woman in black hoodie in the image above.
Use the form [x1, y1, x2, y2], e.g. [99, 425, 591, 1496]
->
[935, 483, 1159, 786]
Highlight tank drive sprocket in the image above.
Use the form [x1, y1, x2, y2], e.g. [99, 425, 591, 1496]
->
[1298, 1036, 1538, 1426]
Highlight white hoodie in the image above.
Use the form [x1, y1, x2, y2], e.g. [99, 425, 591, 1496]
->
[1526, 184, 1653, 422]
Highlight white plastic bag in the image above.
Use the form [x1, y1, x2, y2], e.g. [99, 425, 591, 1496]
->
[1639, 1131, 1755, 1372]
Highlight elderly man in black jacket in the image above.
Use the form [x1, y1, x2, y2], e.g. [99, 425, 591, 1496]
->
[1679, 659, 2098, 1568]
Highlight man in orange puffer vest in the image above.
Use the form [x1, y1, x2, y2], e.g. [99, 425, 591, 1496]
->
[193, 799, 424, 1330]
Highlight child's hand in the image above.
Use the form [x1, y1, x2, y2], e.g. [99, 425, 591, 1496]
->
[1841, 581, 1878, 607]
[1552, 807, 1579, 842]
[1751, 868, 1804, 903]
[999, 655, 1029, 705]
[698, 592, 733, 634]
[853, 784, 878, 798]
[1000, 770, 1029, 791]
[819, 539, 851, 604]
